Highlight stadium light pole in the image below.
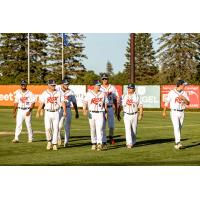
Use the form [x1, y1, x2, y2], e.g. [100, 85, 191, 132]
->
[130, 33, 135, 83]
[62, 33, 64, 80]
[28, 33, 30, 84]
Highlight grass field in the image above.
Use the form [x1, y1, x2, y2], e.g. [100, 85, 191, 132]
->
[1, 109, 200, 166]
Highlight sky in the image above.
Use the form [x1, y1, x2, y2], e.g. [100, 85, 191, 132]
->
[82, 33, 161, 74]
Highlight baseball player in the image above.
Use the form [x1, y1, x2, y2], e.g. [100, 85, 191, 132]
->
[83, 80, 108, 151]
[100, 73, 119, 145]
[36, 80, 66, 151]
[57, 79, 79, 147]
[12, 80, 35, 143]
[118, 84, 143, 149]
[163, 79, 190, 149]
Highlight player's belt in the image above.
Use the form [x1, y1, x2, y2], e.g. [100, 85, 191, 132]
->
[107, 105, 113, 108]
[46, 109, 59, 112]
[90, 111, 104, 113]
[61, 106, 71, 109]
[124, 112, 138, 115]
[18, 107, 30, 110]
[172, 109, 184, 112]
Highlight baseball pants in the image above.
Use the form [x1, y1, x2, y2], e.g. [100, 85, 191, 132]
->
[44, 110, 59, 145]
[123, 113, 138, 146]
[58, 108, 72, 144]
[170, 110, 184, 144]
[89, 112, 104, 144]
[14, 109, 33, 141]
[102, 107, 114, 143]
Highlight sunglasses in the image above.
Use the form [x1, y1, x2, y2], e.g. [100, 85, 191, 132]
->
[102, 78, 108, 80]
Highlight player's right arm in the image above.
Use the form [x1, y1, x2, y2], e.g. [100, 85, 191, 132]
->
[36, 102, 43, 118]
[13, 103, 18, 118]
[117, 96, 123, 121]
[36, 92, 45, 118]
[13, 91, 19, 118]
[82, 93, 88, 116]
[163, 91, 171, 118]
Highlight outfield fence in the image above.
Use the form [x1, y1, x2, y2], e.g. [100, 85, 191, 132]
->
[0, 85, 199, 108]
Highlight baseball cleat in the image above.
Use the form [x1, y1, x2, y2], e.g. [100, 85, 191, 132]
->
[111, 138, 116, 145]
[102, 143, 108, 150]
[63, 143, 68, 148]
[58, 139, 62, 146]
[126, 145, 133, 149]
[28, 140, 33, 143]
[53, 145, 58, 151]
[91, 144, 97, 150]
[46, 141, 52, 150]
[174, 143, 184, 150]
[12, 139, 19, 143]
[97, 144, 103, 151]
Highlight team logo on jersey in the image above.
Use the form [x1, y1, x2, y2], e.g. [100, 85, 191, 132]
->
[20, 97, 28, 103]
[175, 97, 182, 104]
[126, 99, 134, 106]
[91, 98, 103, 105]
[47, 97, 58, 103]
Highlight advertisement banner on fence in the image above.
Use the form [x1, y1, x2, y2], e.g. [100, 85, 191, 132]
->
[87, 85, 123, 97]
[123, 85, 160, 108]
[0, 85, 86, 107]
[161, 85, 200, 108]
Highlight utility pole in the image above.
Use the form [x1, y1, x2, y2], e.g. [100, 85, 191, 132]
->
[28, 33, 30, 84]
[62, 33, 64, 80]
[130, 33, 135, 83]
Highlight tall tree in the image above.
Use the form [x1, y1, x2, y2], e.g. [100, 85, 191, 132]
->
[47, 33, 87, 83]
[106, 60, 114, 77]
[0, 33, 28, 84]
[124, 33, 158, 84]
[157, 33, 199, 84]
[29, 33, 48, 83]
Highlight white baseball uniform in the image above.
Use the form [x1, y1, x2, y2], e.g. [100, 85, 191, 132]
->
[164, 88, 190, 144]
[83, 90, 108, 144]
[39, 89, 63, 145]
[120, 92, 142, 146]
[14, 89, 35, 141]
[100, 84, 119, 142]
[57, 88, 77, 144]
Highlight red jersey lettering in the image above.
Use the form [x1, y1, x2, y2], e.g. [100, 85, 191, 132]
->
[20, 97, 28, 103]
[91, 98, 103, 105]
[175, 97, 182, 104]
[47, 97, 58, 103]
[126, 99, 134, 106]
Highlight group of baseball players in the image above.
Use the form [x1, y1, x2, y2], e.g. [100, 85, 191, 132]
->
[12, 74, 190, 151]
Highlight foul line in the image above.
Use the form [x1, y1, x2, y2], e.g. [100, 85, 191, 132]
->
[1, 124, 200, 135]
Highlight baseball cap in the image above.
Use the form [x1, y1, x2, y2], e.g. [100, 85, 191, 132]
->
[127, 83, 135, 89]
[20, 80, 27, 85]
[101, 73, 108, 80]
[62, 79, 70, 85]
[176, 80, 188, 87]
[47, 80, 56, 86]
[93, 80, 101, 86]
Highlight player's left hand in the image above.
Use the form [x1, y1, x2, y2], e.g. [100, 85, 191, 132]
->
[117, 114, 121, 121]
[75, 113, 79, 119]
[138, 114, 143, 121]
[179, 95, 186, 101]
[105, 113, 108, 120]
[26, 111, 31, 116]
[63, 112, 67, 117]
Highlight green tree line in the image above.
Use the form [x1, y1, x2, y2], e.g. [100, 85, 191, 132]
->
[0, 33, 200, 85]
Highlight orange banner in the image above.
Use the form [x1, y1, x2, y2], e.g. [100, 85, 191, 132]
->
[0, 85, 48, 107]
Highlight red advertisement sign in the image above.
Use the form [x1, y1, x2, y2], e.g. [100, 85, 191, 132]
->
[161, 85, 200, 108]
[87, 85, 123, 97]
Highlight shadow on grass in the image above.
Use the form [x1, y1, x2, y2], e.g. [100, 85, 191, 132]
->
[135, 138, 188, 147]
[183, 142, 200, 149]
